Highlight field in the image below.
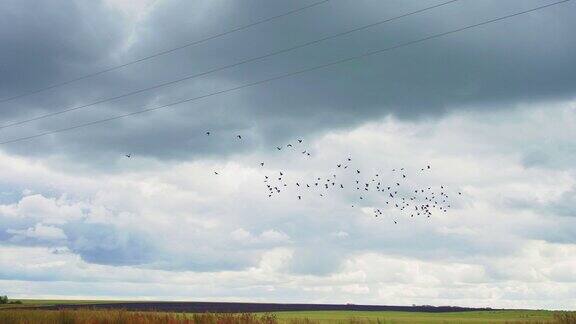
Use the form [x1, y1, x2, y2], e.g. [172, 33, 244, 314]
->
[274, 310, 560, 323]
[0, 299, 123, 309]
[0, 300, 574, 323]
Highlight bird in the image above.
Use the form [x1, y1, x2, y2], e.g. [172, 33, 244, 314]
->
[125, 154, 132, 158]
[214, 171, 219, 175]
[260, 162, 264, 166]
[237, 135, 242, 139]
[287, 144, 293, 147]
[298, 139, 303, 143]
[206, 131, 210, 135]
[276, 147, 282, 150]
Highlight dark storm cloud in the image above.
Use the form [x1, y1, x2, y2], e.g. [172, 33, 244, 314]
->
[0, 0, 574, 165]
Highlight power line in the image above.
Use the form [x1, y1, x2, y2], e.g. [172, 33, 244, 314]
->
[0, 0, 460, 131]
[0, 0, 330, 104]
[0, 0, 569, 146]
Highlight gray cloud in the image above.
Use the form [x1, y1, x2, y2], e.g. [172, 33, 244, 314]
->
[0, 0, 575, 307]
[0, 0, 574, 166]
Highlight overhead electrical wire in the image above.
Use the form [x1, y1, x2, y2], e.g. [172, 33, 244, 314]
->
[0, 0, 331, 104]
[0, 0, 569, 145]
[0, 0, 459, 131]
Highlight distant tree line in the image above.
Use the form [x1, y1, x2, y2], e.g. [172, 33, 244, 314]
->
[0, 296, 22, 304]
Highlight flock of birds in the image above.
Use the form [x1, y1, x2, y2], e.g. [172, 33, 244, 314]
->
[126, 131, 464, 224]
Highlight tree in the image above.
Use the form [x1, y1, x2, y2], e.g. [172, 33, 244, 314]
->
[0, 295, 8, 304]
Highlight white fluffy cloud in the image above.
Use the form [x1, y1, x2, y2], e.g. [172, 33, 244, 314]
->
[1, 102, 576, 309]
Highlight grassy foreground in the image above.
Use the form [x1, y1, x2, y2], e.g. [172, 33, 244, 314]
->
[273, 310, 567, 323]
[0, 309, 575, 324]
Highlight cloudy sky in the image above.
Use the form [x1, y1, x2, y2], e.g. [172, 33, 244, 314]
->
[0, 0, 575, 309]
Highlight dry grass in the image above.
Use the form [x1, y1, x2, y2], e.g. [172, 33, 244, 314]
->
[0, 309, 277, 324]
[554, 312, 576, 324]
[0, 309, 573, 324]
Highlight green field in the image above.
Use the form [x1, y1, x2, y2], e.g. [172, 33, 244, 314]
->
[0, 298, 124, 309]
[0, 300, 572, 323]
[273, 310, 558, 323]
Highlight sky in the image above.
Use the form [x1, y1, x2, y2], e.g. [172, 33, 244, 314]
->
[0, 0, 575, 310]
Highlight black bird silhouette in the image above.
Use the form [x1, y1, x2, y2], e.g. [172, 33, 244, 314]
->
[206, 131, 210, 135]
[237, 135, 242, 139]
[356, 170, 360, 174]
[125, 154, 131, 158]
[298, 139, 303, 143]
[287, 144, 293, 147]
[214, 171, 219, 175]
[337, 164, 341, 168]
[260, 162, 264, 166]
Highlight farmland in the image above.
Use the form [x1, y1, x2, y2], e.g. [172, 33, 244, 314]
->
[0, 300, 574, 323]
